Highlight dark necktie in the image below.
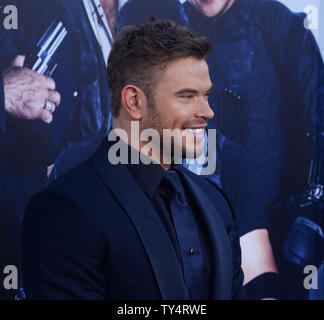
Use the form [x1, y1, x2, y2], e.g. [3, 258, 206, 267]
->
[163, 169, 209, 300]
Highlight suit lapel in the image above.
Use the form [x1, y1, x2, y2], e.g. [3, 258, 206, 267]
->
[175, 165, 233, 299]
[91, 140, 189, 300]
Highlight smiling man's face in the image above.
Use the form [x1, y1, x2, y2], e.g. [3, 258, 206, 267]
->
[189, 0, 235, 17]
[141, 56, 214, 161]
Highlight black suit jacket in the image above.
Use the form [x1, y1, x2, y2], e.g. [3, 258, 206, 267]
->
[22, 139, 245, 300]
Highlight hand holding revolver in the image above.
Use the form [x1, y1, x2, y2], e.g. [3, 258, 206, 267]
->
[2, 54, 61, 124]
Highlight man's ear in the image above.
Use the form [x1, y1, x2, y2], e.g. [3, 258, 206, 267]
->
[121, 85, 146, 120]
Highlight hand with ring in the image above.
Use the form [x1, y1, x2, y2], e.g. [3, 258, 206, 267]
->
[2, 55, 61, 124]
[44, 100, 56, 113]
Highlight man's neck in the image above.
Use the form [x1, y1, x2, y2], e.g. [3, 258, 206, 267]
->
[112, 121, 172, 171]
[100, 0, 118, 37]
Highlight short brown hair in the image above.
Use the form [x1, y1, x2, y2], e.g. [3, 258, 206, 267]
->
[107, 18, 212, 117]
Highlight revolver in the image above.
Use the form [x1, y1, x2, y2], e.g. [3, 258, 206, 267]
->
[25, 20, 67, 76]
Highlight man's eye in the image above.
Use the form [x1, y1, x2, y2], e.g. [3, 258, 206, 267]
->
[180, 95, 193, 100]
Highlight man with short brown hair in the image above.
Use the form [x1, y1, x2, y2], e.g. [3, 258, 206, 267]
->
[22, 19, 245, 300]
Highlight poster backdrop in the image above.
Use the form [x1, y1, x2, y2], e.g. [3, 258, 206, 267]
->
[0, 0, 323, 300]
[280, 0, 323, 56]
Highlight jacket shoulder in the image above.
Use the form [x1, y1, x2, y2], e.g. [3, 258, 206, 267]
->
[46, 160, 98, 199]
[26, 159, 112, 222]
[254, 0, 305, 24]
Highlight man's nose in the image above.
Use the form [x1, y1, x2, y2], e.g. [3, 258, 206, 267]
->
[196, 98, 214, 120]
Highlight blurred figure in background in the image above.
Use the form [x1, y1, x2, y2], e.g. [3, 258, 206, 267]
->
[0, 0, 121, 299]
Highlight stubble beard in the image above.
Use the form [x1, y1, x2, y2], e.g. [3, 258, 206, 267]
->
[143, 105, 203, 163]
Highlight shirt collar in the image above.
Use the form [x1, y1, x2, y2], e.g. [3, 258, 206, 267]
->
[126, 160, 166, 199]
[127, 160, 187, 199]
[82, 0, 115, 64]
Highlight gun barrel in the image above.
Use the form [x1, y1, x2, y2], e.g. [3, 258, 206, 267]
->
[31, 21, 67, 75]
[47, 28, 67, 61]
[38, 22, 64, 58]
[37, 20, 56, 47]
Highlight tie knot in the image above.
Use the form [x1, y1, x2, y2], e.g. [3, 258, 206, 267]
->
[163, 170, 188, 207]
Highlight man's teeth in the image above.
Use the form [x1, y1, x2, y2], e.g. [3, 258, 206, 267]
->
[184, 128, 204, 133]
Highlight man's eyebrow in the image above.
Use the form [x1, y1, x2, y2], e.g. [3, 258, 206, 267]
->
[174, 88, 199, 95]
[174, 87, 213, 95]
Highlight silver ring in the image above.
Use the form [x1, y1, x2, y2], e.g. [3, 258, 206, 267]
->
[44, 100, 55, 112]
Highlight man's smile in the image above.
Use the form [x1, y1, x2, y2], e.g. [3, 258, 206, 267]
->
[182, 127, 205, 137]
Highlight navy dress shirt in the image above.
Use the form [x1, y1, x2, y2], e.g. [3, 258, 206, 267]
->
[126, 160, 211, 299]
